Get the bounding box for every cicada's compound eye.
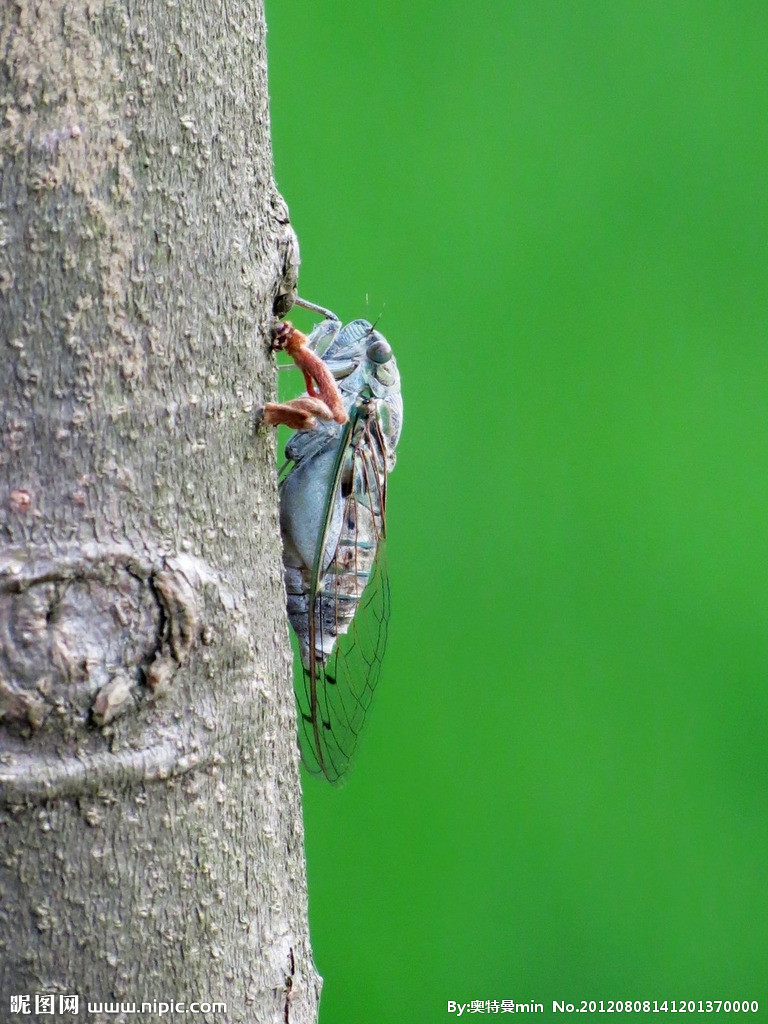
[367,338,393,365]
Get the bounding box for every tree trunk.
[0,1,320,1021]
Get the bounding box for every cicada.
[264,301,403,783]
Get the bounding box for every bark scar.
[284,946,295,1024]
[0,549,202,733]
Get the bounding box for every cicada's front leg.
[263,321,348,429]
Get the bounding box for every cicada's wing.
[295,542,390,784]
[295,410,391,784]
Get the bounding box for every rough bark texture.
[0,1,320,1021]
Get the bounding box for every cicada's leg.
[263,395,337,430]
[292,297,340,325]
[271,321,348,425]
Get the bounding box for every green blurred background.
[266,3,768,1021]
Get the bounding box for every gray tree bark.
[0,1,321,1022]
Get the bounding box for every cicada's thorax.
[278,320,402,670]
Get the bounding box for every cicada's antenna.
[367,305,386,335]
[293,297,341,322]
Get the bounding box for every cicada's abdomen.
[314,469,382,667]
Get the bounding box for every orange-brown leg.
[272,322,348,425]
[263,395,338,430]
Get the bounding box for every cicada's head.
[327,321,399,400]
[350,325,403,455]
[362,330,399,392]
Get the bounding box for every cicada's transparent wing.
[295,540,390,784]
[295,412,391,784]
